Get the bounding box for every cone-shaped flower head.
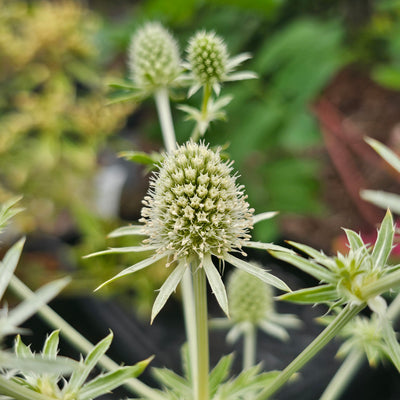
[228,269,273,324]
[187,31,228,88]
[128,22,181,93]
[140,141,254,263]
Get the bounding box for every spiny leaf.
[278,284,338,304]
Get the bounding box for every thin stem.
[181,268,198,384]
[319,350,364,400]
[361,269,400,300]
[255,303,365,400]
[154,88,176,153]
[192,266,209,400]
[191,84,212,142]
[0,374,55,400]
[9,276,164,400]
[243,323,257,370]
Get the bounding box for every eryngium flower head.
[128,22,181,93]
[228,269,273,324]
[187,31,228,87]
[140,141,254,263]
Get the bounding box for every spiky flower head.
[187,31,228,88]
[140,140,254,263]
[184,30,257,96]
[128,22,181,93]
[228,269,273,324]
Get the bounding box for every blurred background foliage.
[1,0,400,315]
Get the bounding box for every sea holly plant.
[87,21,400,400]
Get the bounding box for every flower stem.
[243,323,257,370]
[255,303,365,400]
[0,375,54,400]
[319,350,364,400]
[154,88,176,153]
[191,84,212,142]
[192,265,209,400]
[9,276,164,400]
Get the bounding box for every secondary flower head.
[184,30,257,96]
[88,141,290,322]
[128,22,181,94]
[140,140,253,263]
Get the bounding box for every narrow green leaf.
[0,196,23,233]
[118,151,161,166]
[6,277,70,331]
[269,250,334,284]
[209,354,234,397]
[244,241,295,254]
[0,238,25,299]
[252,212,278,225]
[95,252,166,291]
[372,210,394,268]
[107,225,146,238]
[14,336,33,358]
[78,358,152,400]
[151,260,187,323]
[203,254,229,317]
[286,241,330,263]
[343,229,367,253]
[152,368,190,396]
[83,245,157,258]
[380,315,400,373]
[366,137,400,174]
[361,190,400,214]
[225,253,290,292]
[278,284,338,304]
[42,330,60,359]
[68,332,113,393]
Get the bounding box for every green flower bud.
[140,141,254,262]
[186,30,228,87]
[228,268,273,324]
[128,22,181,92]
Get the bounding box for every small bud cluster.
[128,22,180,91]
[228,268,273,324]
[186,31,228,87]
[140,141,254,262]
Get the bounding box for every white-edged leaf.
[225,253,290,292]
[95,252,167,291]
[0,238,25,299]
[225,71,258,81]
[203,254,229,317]
[0,350,76,374]
[258,320,290,341]
[286,241,330,264]
[243,241,295,254]
[0,196,23,232]
[209,354,234,397]
[343,229,367,252]
[43,330,60,359]
[366,137,400,174]
[252,212,278,225]
[226,52,252,69]
[83,245,157,258]
[278,284,338,304]
[78,358,151,400]
[269,250,334,283]
[151,260,187,323]
[107,225,146,238]
[361,190,400,214]
[380,315,400,373]
[14,335,33,358]
[152,368,191,396]
[5,277,70,333]
[68,332,113,393]
[372,210,394,268]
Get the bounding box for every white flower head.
[184,30,257,97]
[128,22,181,94]
[140,140,253,264]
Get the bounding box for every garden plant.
[0,20,400,400]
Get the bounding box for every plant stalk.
[9,276,164,400]
[192,265,209,400]
[154,88,176,153]
[255,303,365,400]
[243,323,257,370]
[191,83,212,142]
[319,350,364,400]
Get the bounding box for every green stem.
[9,276,164,400]
[192,265,209,400]
[154,88,176,153]
[191,84,212,142]
[243,323,257,370]
[319,350,364,400]
[361,269,400,300]
[0,375,55,400]
[255,303,365,400]
[181,268,198,385]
